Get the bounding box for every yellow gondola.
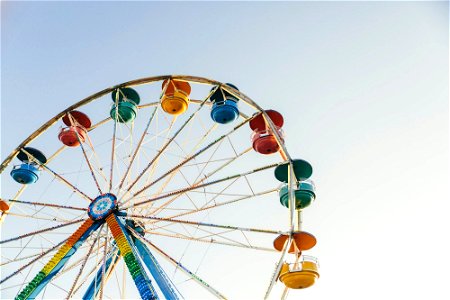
[160,79,191,115]
[279,256,320,289]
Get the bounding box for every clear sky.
[1,1,449,300]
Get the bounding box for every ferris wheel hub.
[87,193,118,220]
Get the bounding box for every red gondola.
[249,110,284,155]
[58,111,92,147]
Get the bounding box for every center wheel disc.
[88,193,118,220]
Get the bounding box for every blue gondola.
[10,147,47,184]
[210,83,240,124]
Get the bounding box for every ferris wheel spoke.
[138,123,220,215]
[81,121,112,182]
[154,224,252,251]
[47,281,70,294]
[117,115,177,203]
[4,198,87,211]
[72,264,99,296]
[1,252,45,267]
[81,247,121,300]
[127,215,284,236]
[147,146,252,217]
[40,116,112,172]
[227,136,255,195]
[4,212,81,223]
[109,92,120,193]
[144,230,276,253]
[144,188,278,228]
[65,112,104,195]
[75,132,104,195]
[188,190,250,197]
[21,196,84,223]
[117,107,158,193]
[128,229,227,300]
[83,131,110,184]
[99,225,110,299]
[71,240,110,297]
[122,162,280,210]
[123,86,218,197]
[11,197,85,222]
[176,125,223,187]
[183,156,236,167]
[189,227,248,247]
[20,148,93,202]
[148,188,278,233]
[146,223,222,246]
[126,115,254,202]
[0,218,85,245]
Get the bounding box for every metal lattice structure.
[0,75,317,299]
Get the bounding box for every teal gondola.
[110,87,140,123]
[279,179,316,209]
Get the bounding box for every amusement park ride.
[0,75,320,299]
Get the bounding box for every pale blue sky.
[1,1,449,299]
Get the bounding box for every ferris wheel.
[0,75,319,299]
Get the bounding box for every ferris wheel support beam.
[105,214,159,300]
[66,223,105,299]
[133,238,180,300]
[129,229,227,300]
[82,248,121,300]
[15,219,101,300]
[0,239,67,286]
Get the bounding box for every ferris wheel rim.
[0,74,299,299]
[0,74,276,174]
